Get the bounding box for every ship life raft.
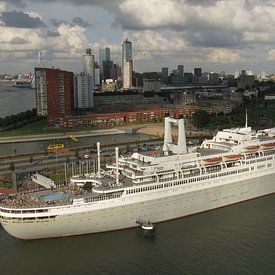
[242,145,260,153]
[222,154,241,162]
[201,157,222,165]
[260,142,275,150]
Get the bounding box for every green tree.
[192,110,210,129]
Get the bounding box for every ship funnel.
[97,142,101,177]
[178,119,187,154]
[163,117,187,155]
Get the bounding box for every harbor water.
[0,84,35,118]
[0,194,274,274]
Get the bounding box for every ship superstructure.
[1,117,275,239]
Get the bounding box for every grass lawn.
[0,120,49,137]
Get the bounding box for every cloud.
[50,17,90,27]
[6,0,26,8]
[0,1,6,12]
[9,37,28,44]
[1,0,275,73]
[50,18,67,27]
[46,30,60,37]
[266,48,275,61]
[72,17,90,27]
[0,10,45,28]
[206,48,242,63]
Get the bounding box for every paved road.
[0,140,163,175]
[0,128,126,144]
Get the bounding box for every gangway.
[31,173,56,189]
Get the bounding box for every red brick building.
[35,68,74,125]
[47,106,198,128]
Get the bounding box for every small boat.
[260,142,275,150]
[201,157,222,166]
[141,222,156,238]
[242,145,260,153]
[136,219,156,238]
[142,223,154,230]
[223,154,241,162]
[47,144,64,150]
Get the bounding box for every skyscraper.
[83,48,95,86]
[122,39,133,90]
[99,47,111,79]
[161,67,169,84]
[178,65,184,77]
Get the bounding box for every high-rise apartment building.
[35,68,74,122]
[83,48,95,86]
[74,72,94,109]
[122,39,133,90]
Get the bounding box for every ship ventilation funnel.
[163,117,187,155]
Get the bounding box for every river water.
[0,194,274,274]
[0,83,35,118]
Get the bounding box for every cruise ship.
[1,117,275,240]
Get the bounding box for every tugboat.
[136,219,156,238]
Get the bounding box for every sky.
[0,0,275,75]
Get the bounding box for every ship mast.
[97,142,101,178]
[245,108,248,128]
[115,147,120,185]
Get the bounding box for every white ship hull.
[2,171,275,240]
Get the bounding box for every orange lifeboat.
[242,145,260,153]
[260,142,275,150]
[201,157,222,165]
[223,154,241,162]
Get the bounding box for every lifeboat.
[242,145,260,153]
[260,142,275,150]
[223,154,241,162]
[201,157,222,165]
[47,144,64,150]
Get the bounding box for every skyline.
[1,0,275,74]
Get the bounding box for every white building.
[95,67,100,86]
[122,39,133,90]
[74,72,94,109]
[83,48,95,86]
